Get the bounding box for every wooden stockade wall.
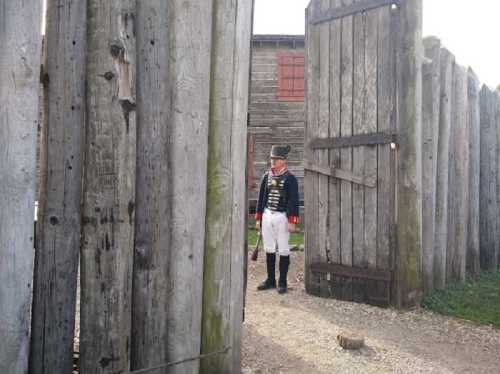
[305,0,500,308]
[0,1,253,374]
[420,38,500,295]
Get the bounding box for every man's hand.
[288,223,296,233]
[256,220,261,231]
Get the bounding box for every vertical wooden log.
[30,1,87,373]
[421,37,441,294]
[166,1,213,373]
[377,5,396,302]
[317,0,331,297]
[351,3,366,303]
[494,92,500,270]
[201,0,253,372]
[81,1,136,372]
[305,0,321,295]
[228,2,253,370]
[479,86,498,271]
[446,64,468,283]
[433,48,454,289]
[394,0,423,307]
[339,0,354,300]
[466,68,481,275]
[0,2,43,373]
[328,0,342,296]
[131,1,171,370]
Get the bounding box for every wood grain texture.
[0,2,43,373]
[317,0,332,296]
[394,0,423,307]
[328,0,343,267]
[131,1,171,371]
[339,0,355,300]
[81,1,136,372]
[376,5,396,282]
[446,64,468,284]
[351,5,366,302]
[479,86,498,271]
[305,0,321,295]
[30,1,86,373]
[420,37,441,294]
[165,1,213,373]
[466,69,480,275]
[433,48,454,289]
[201,0,253,372]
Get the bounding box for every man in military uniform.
[255,145,299,294]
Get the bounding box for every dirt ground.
[242,250,500,374]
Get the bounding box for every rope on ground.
[121,346,231,374]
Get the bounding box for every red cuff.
[288,216,299,224]
[255,212,263,221]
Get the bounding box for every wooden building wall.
[248,35,305,209]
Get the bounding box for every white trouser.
[262,208,290,256]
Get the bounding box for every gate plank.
[328,0,343,272]
[363,8,379,300]
[305,0,321,295]
[352,7,366,303]
[433,48,454,289]
[421,37,441,294]
[30,1,86,373]
[339,0,355,301]
[466,69,480,275]
[318,0,332,297]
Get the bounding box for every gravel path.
[242,251,500,374]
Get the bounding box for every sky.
[253,0,500,88]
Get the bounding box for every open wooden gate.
[304,0,423,308]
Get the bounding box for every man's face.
[270,158,286,168]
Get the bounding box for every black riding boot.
[278,255,290,294]
[257,253,276,290]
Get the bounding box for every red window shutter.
[277,53,305,102]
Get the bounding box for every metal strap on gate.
[310,0,401,25]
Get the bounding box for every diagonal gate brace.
[303,160,376,188]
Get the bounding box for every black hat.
[270,145,291,159]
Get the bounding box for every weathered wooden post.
[131,1,171,370]
[80,1,136,372]
[29,1,87,373]
[0,2,43,373]
[395,0,423,307]
[479,85,498,271]
[421,37,441,294]
[446,64,469,283]
[466,69,481,275]
[433,48,454,289]
[201,0,253,372]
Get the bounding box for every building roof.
[252,34,305,48]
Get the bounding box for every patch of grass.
[422,270,500,328]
